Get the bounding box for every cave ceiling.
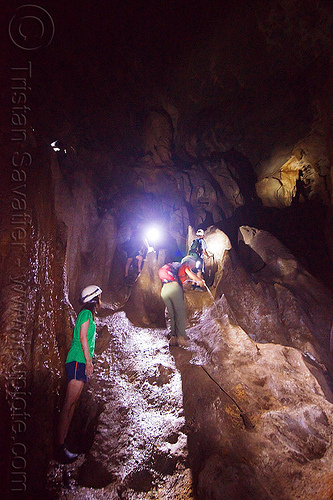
[4,3,333,497]
[2,0,333,289]
[3,0,333,170]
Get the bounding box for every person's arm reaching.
[185,267,205,288]
[79,319,94,376]
[203,248,211,258]
[202,239,213,258]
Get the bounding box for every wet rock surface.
[1,140,333,499]
[47,311,193,499]
[46,298,333,499]
[3,2,333,498]
[44,226,333,500]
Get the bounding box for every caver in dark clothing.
[123,232,148,277]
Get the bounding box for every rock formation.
[2,1,333,498]
[2,141,333,498]
[43,225,333,500]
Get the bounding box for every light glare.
[146,226,161,245]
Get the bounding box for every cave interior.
[2,0,333,499]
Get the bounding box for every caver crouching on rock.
[55,285,102,464]
[123,228,148,281]
[159,256,205,347]
[189,228,213,281]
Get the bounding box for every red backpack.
[158,262,181,283]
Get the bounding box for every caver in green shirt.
[66,309,96,364]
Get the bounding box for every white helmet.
[196,229,204,236]
[80,285,102,303]
[181,255,196,266]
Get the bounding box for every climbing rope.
[200,365,254,430]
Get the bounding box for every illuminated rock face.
[52,157,118,308]
[2,2,333,496]
[0,145,73,495]
[181,299,333,500]
[178,228,333,500]
[124,250,166,327]
[255,130,331,208]
[1,136,333,499]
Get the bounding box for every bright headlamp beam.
[146,226,161,245]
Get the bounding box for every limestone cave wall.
[2,133,333,498]
[0,143,71,495]
[2,0,333,498]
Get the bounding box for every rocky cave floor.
[46,301,199,499]
[42,211,333,500]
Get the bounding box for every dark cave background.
[2,0,333,288]
[3,1,333,498]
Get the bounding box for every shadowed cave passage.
[44,242,333,500]
[3,0,333,497]
[46,311,191,497]
[55,138,333,297]
[2,140,333,499]
[2,142,333,499]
